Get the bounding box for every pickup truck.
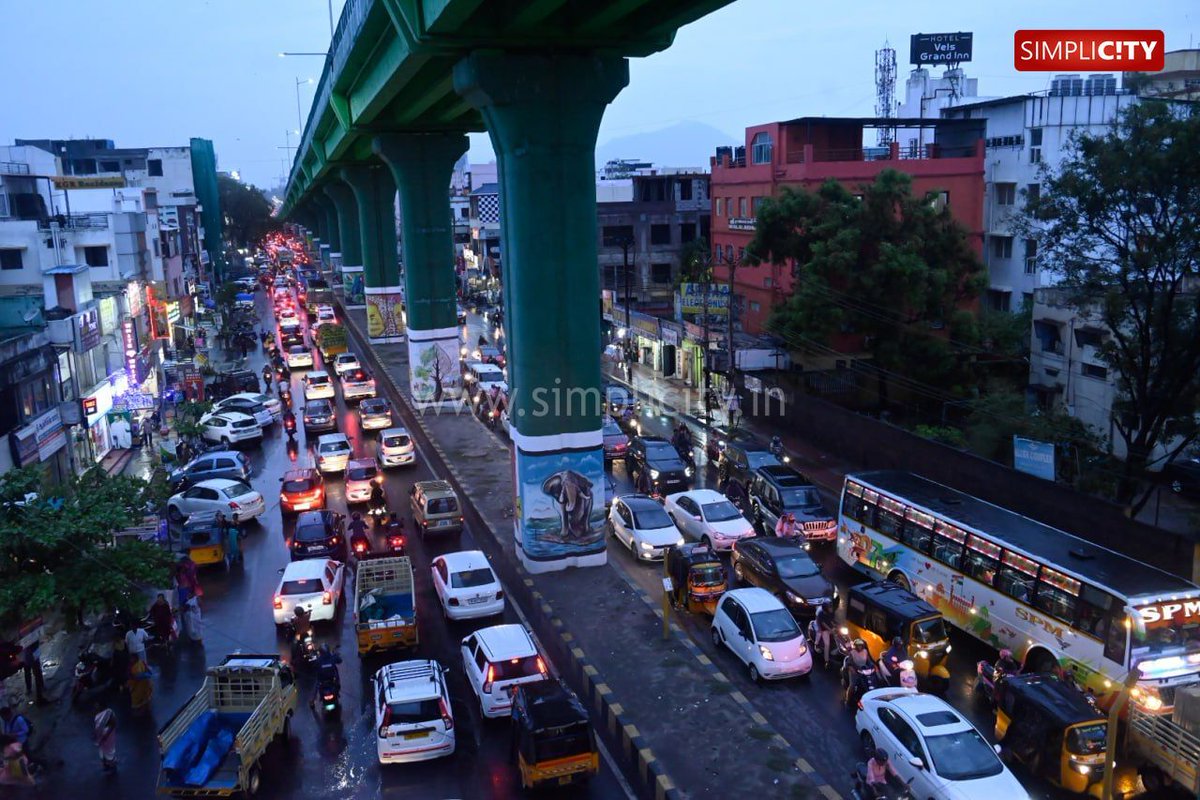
[315,323,348,360]
[355,555,418,655]
[1125,703,1200,795]
[157,655,297,797]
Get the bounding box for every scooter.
[284,416,297,442]
[385,521,406,554]
[287,627,319,668]
[72,646,114,702]
[315,665,341,717]
[806,622,852,670]
[844,662,884,709]
[850,763,915,800]
[974,659,1016,706]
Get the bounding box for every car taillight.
[439,697,454,730]
[482,664,495,693]
[273,596,282,609]
[536,656,547,675]
[322,591,333,605]
[495,590,504,600]
[448,597,459,607]
[330,536,339,544]
[229,501,241,510]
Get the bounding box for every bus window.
[1103,612,1128,665]
[930,522,966,569]
[841,483,866,522]
[902,509,934,554]
[996,550,1039,604]
[1076,584,1116,640]
[861,489,880,529]
[1035,567,1081,623]
[963,535,1001,586]
[876,496,906,538]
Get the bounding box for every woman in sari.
[128,657,153,714]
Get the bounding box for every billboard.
[1013,436,1055,481]
[679,283,730,315]
[910,32,974,65]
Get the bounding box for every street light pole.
[293,77,313,133]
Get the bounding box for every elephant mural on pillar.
[513,443,607,573]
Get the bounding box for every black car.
[1162,455,1200,498]
[604,384,640,417]
[719,441,781,492]
[169,450,252,491]
[209,369,261,400]
[289,509,346,561]
[281,329,305,348]
[303,400,337,433]
[625,435,691,494]
[730,537,836,618]
[746,465,837,542]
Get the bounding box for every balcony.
[37,213,110,231]
[0,161,31,176]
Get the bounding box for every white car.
[271,558,345,625]
[711,588,813,682]
[199,412,263,445]
[304,371,335,400]
[432,550,505,621]
[315,433,352,474]
[234,277,257,291]
[314,306,336,327]
[340,369,376,401]
[856,689,1029,800]
[378,427,415,467]
[664,489,755,551]
[344,458,381,504]
[461,625,548,718]
[609,495,683,561]
[373,661,456,764]
[212,395,275,427]
[216,392,282,423]
[332,352,361,376]
[286,345,314,368]
[277,307,299,325]
[167,478,266,523]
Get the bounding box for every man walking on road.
[19,640,45,705]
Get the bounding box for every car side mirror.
[908,756,924,770]
[278,477,284,482]
[992,744,1001,755]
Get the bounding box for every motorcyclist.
[290,606,312,644]
[879,636,908,685]
[993,648,1021,687]
[813,603,836,668]
[278,361,292,384]
[310,644,343,708]
[864,748,902,799]
[769,434,784,457]
[385,513,406,551]
[368,480,386,519]
[262,364,273,388]
[844,639,874,704]
[348,512,370,554]
[282,408,297,436]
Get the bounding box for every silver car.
[358,398,393,430]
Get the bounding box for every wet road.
[41,292,629,800]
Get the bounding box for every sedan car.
[214,393,280,425]
[315,434,353,474]
[431,550,505,621]
[167,478,266,523]
[856,689,1028,800]
[302,400,337,433]
[341,369,376,401]
[378,427,415,467]
[332,352,361,376]
[289,509,346,561]
[345,458,382,505]
[602,416,630,462]
[279,468,325,515]
[711,588,812,682]
[664,489,755,551]
[609,495,684,561]
[199,412,263,446]
[277,307,299,325]
[304,371,335,401]
[358,397,393,430]
[731,537,836,618]
[272,558,346,625]
[286,345,314,369]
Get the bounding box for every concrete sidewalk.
[335,297,835,800]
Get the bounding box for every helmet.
[854,639,867,651]
[352,512,361,520]
[999,648,1013,659]
[875,748,888,763]
[892,636,903,648]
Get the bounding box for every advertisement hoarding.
[910,32,974,65]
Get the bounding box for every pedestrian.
[225,514,242,566]
[19,640,45,705]
[124,623,148,664]
[0,708,30,750]
[182,596,203,645]
[1,736,34,787]
[175,555,199,607]
[142,419,154,449]
[127,658,153,714]
[109,640,130,694]
[92,703,117,772]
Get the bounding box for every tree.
[218,175,278,247]
[747,170,986,405]
[0,466,175,627]
[675,237,712,287]
[1028,102,1200,513]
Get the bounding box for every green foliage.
[218,175,278,247]
[0,466,175,626]
[676,238,712,287]
[912,425,967,448]
[1027,102,1200,512]
[215,282,239,314]
[172,400,212,440]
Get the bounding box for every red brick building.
[710,117,986,335]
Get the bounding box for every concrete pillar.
[341,162,403,342]
[324,181,360,286]
[374,133,469,407]
[314,193,340,271]
[455,52,629,573]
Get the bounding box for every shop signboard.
[127,281,144,318]
[98,296,118,335]
[83,382,114,426]
[679,283,730,315]
[1013,436,1055,481]
[728,218,756,232]
[11,408,66,466]
[112,391,156,412]
[165,300,181,325]
[660,323,681,346]
[630,314,660,339]
[122,319,139,385]
[75,308,101,352]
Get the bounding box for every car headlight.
[758,645,774,661]
[786,591,803,604]
[675,538,685,547]
[833,587,839,599]
[685,466,694,477]
[1069,760,1091,775]
[650,469,660,480]
[798,643,807,655]
[639,542,653,551]
[946,644,952,653]
[917,650,929,659]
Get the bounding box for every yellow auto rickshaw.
[665,542,727,615]
[511,679,599,789]
[995,672,1108,796]
[180,511,226,568]
[844,580,951,692]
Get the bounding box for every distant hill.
[595,120,734,171]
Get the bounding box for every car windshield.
[923,729,1003,781]
[305,403,329,415]
[645,443,678,460]
[289,346,306,355]
[746,452,780,469]
[280,578,322,595]
[427,497,458,514]
[319,442,349,454]
[781,487,822,508]
[775,554,821,579]
[912,616,948,644]
[492,655,542,681]
[383,434,410,448]
[702,501,742,522]
[294,522,331,542]
[282,479,315,493]
[602,420,623,436]
[632,506,673,530]
[364,401,388,414]
[751,609,801,642]
[450,568,496,589]
[690,564,725,587]
[1067,723,1107,755]
[308,375,329,386]
[347,465,377,481]
[220,483,253,499]
[385,698,441,725]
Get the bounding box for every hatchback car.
[609,495,684,561]
[302,399,337,433]
[373,660,456,764]
[731,537,836,617]
[315,433,352,474]
[624,436,691,494]
[711,588,812,682]
[279,468,325,515]
[432,550,505,621]
[332,352,361,376]
[169,450,250,491]
[213,393,279,426]
[602,416,630,462]
[272,558,345,625]
[341,368,376,401]
[411,480,463,537]
[167,478,266,523]
[359,397,393,430]
[378,427,415,467]
[304,371,335,400]
[856,688,1028,800]
[664,489,755,551]
[461,624,549,719]
[286,344,314,369]
[344,458,382,505]
[289,509,346,561]
[199,412,263,446]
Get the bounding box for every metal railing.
[37,213,110,230]
[0,161,31,175]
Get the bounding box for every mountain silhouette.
[595,120,735,171]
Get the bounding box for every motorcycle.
[850,763,914,800]
[316,665,341,717]
[974,659,1018,706]
[72,646,114,702]
[284,416,297,442]
[286,625,319,668]
[806,622,852,670]
[844,662,884,709]
[351,533,371,559]
[487,408,499,430]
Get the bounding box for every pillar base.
[327,252,341,276]
[341,265,365,308]
[510,429,608,573]
[366,285,406,344]
[406,326,461,406]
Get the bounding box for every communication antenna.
[875,41,897,146]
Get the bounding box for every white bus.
[837,470,1200,711]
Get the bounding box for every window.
[715,198,724,217]
[751,132,773,164]
[1074,328,1104,348]
[1024,239,1038,274]
[902,509,935,554]
[1029,128,1043,164]
[680,224,696,243]
[878,708,924,759]
[752,196,766,215]
[651,263,672,284]
[929,191,949,213]
[930,522,966,569]
[994,183,1016,206]
[679,179,693,200]
[147,159,163,177]
[990,236,1013,260]
[0,249,22,270]
[738,198,748,217]
[1025,183,1041,206]
[84,246,109,267]
[725,245,734,263]
[1076,584,1116,640]
[749,301,761,312]
[100,160,119,172]
[1035,567,1080,623]
[1081,363,1108,380]
[650,224,671,246]
[963,535,1002,586]
[996,550,1039,603]
[601,225,633,245]
[875,496,906,538]
[841,482,866,521]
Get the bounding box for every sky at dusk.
[1,1,1194,189]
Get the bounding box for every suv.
[746,465,836,541]
[625,435,691,494]
[719,441,781,491]
[199,412,263,446]
[208,369,260,400]
[340,368,376,401]
[279,468,325,515]
[410,480,463,538]
[460,624,549,718]
[373,660,456,764]
[169,450,250,491]
[289,509,346,561]
[463,362,507,406]
[730,537,836,618]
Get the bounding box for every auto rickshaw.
[665,543,727,615]
[994,673,1108,796]
[510,678,599,789]
[179,511,227,569]
[843,580,951,692]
